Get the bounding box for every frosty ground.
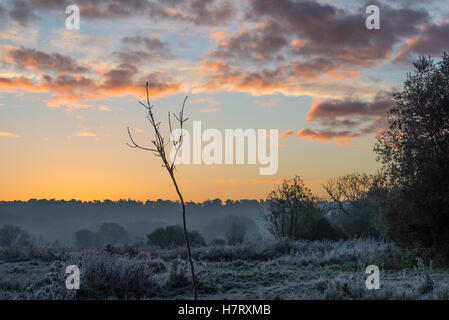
[1,239,449,300]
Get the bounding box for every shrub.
[97,223,129,245]
[0,246,65,263]
[302,218,347,241]
[265,176,323,240]
[69,249,158,299]
[74,229,97,248]
[202,215,260,242]
[211,239,226,246]
[25,260,76,300]
[0,225,33,248]
[323,173,384,238]
[166,258,190,289]
[225,222,246,245]
[147,225,206,248]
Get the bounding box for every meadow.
[1,239,448,300]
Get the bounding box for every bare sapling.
[127,82,198,299]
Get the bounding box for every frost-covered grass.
[0,239,448,300]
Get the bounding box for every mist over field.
[0,199,267,245]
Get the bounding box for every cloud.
[0,131,21,138]
[0,76,46,93]
[279,129,295,140]
[297,128,361,145]
[100,64,182,99]
[196,57,363,97]
[394,22,449,62]
[245,0,429,66]
[76,132,96,137]
[192,97,220,106]
[2,46,90,73]
[196,60,298,96]
[0,45,183,108]
[249,178,294,185]
[200,108,221,113]
[254,97,282,107]
[9,0,149,21]
[65,103,95,112]
[147,0,236,26]
[100,63,138,92]
[297,92,394,145]
[98,105,111,111]
[210,32,226,41]
[117,35,174,64]
[39,74,100,107]
[307,93,393,122]
[0,24,39,47]
[209,22,288,62]
[194,1,432,99]
[215,178,239,184]
[0,70,181,108]
[136,71,183,97]
[290,58,346,79]
[9,0,39,25]
[0,1,442,111]
[13,0,236,26]
[41,74,96,92]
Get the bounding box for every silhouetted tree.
[127,82,198,299]
[323,173,384,238]
[147,225,206,248]
[374,54,449,253]
[265,176,323,240]
[75,229,97,248]
[202,215,260,242]
[0,224,32,248]
[97,223,129,245]
[225,222,246,245]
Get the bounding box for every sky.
[0,0,448,202]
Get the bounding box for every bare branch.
[126,126,157,152]
[126,82,197,300]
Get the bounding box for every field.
[1,239,449,300]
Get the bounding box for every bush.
[69,249,158,299]
[302,218,347,241]
[147,225,206,248]
[211,239,226,246]
[166,258,190,289]
[0,225,33,248]
[323,173,383,238]
[97,223,129,245]
[74,229,97,248]
[202,215,261,242]
[225,222,246,245]
[265,176,324,240]
[25,260,77,300]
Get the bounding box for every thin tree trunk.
[169,171,198,300]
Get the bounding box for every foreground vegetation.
[1,239,449,300]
